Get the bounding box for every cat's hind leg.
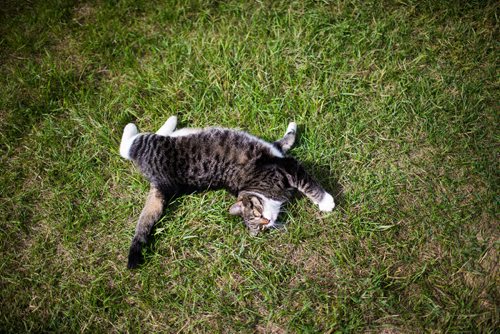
[156,116,178,136]
[128,185,165,269]
[273,122,297,153]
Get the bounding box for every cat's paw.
[156,116,177,136]
[123,123,139,138]
[120,123,139,160]
[286,122,297,134]
[318,193,335,212]
[127,239,144,269]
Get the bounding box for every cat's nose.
[259,218,270,226]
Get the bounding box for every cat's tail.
[120,123,139,160]
[128,186,165,269]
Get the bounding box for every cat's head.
[229,194,272,236]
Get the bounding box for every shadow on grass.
[294,123,344,208]
[301,159,344,208]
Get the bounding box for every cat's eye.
[253,208,261,217]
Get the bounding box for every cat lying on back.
[120,116,335,268]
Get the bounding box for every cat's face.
[229,194,270,236]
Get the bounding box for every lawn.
[0,0,498,332]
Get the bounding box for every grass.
[0,0,498,332]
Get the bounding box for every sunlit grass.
[0,0,497,332]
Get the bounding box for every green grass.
[0,0,498,332]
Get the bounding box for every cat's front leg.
[284,159,335,212]
[317,192,335,212]
[128,185,165,269]
[297,181,335,212]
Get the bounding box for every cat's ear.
[229,201,243,216]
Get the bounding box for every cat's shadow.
[300,159,344,207]
[271,159,343,235]
[288,124,344,208]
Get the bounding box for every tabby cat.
[120,116,335,268]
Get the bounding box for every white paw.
[156,116,177,136]
[123,123,138,138]
[120,123,139,159]
[286,122,297,134]
[318,193,335,212]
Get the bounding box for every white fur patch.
[286,122,297,134]
[169,128,203,137]
[245,192,283,227]
[318,192,335,212]
[262,196,282,225]
[156,116,177,136]
[120,123,140,160]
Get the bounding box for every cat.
[120,116,335,268]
